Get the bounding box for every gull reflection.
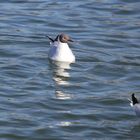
[57,121,72,127]
[51,60,71,77]
[50,60,72,85]
[55,90,73,100]
[49,60,74,100]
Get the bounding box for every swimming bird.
[47,33,75,63]
[129,93,140,117]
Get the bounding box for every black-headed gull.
[130,93,140,117]
[47,33,75,63]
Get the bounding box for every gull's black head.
[132,93,139,105]
[55,33,73,43]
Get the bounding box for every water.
[0,0,140,139]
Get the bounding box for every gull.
[47,33,75,63]
[129,93,140,117]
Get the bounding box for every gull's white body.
[48,41,75,63]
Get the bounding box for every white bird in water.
[47,33,75,63]
[129,93,140,117]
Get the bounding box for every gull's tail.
[46,35,54,42]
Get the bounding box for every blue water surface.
[0,0,140,139]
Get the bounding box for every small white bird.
[130,93,140,117]
[47,33,75,63]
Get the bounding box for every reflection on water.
[57,121,72,127]
[55,90,73,100]
[50,60,71,77]
[53,77,70,86]
[50,60,73,128]
[49,60,73,100]
[50,60,72,83]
